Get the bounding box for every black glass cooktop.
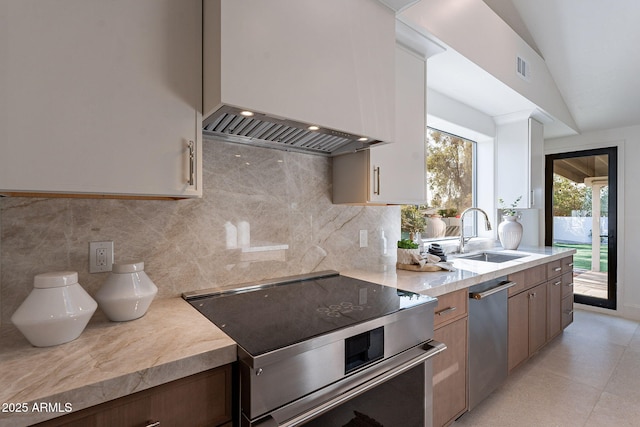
[186,273,433,357]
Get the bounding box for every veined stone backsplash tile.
[0,139,400,323]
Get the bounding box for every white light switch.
[359,230,368,248]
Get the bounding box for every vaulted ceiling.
[482,0,640,136]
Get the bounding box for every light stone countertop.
[0,246,576,426]
[0,298,236,427]
[343,246,577,298]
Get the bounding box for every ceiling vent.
[516,55,531,82]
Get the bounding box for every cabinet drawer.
[434,289,468,328]
[562,256,574,271]
[547,256,574,279]
[562,272,574,298]
[508,264,546,296]
[547,260,563,278]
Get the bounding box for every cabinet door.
[34,365,232,427]
[508,291,529,372]
[368,45,426,204]
[433,317,467,427]
[528,283,547,355]
[562,295,574,329]
[1,0,202,198]
[495,117,543,209]
[547,278,563,340]
[332,44,426,205]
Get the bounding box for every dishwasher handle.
[470,281,516,300]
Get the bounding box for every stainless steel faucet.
[459,207,492,253]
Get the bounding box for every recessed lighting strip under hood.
[203,105,385,157]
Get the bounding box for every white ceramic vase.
[498,215,523,250]
[95,262,158,322]
[426,216,447,238]
[11,271,97,347]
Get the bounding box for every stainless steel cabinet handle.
[187,140,195,186]
[470,281,516,300]
[145,422,160,427]
[554,281,561,286]
[528,292,537,299]
[554,267,562,272]
[436,306,457,316]
[568,263,574,267]
[373,166,381,195]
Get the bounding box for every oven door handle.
[264,340,446,427]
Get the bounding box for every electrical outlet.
[89,241,114,273]
[359,230,368,248]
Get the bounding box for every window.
[401,128,476,241]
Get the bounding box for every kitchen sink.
[455,252,527,263]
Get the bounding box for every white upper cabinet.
[495,116,544,209]
[333,44,427,205]
[203,0,396,147]
[0,0,202,198]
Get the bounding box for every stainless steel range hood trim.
[203,105,388,157]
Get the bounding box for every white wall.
[401,0,577,135]
[546,125,634,319]
[426,89,497,240]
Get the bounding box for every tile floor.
[453,309,640,427]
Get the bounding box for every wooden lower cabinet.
[433,317,468,427]
[432,289,468,427]
[508,283,547,372]
[508,290,529,372]
[547,277,563,340]
[562,271,575,328]
[528,282,547,355]
[35,365,233,427]
[508,255,574,373]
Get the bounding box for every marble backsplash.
[0,138,400,324]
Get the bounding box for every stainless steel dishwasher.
[468,277,516,410]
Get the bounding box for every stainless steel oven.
[184,271,445,427]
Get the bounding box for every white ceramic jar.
[498,215,524,250]
[11,271,97,347]
[95,261,158,322]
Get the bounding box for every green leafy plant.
[437,208,458,218]
[401,205,426,233]
[397,239,419,249]
[498,196,522,216]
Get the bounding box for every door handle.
[435,306,457,316]
[373,166,381,195]
[470,281,516,300]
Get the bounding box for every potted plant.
[497,196,523,249]
[400,205,426,242]
[397,239,420,265]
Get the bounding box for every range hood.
[203,0,396,157]
[203,106,385,157]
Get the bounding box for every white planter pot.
[397,248,420,265]
[498,216,523,250]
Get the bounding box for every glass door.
[545,148,617,309]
